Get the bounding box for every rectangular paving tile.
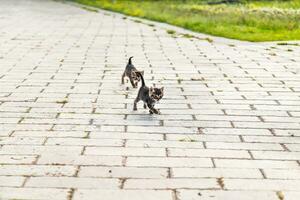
[177,190,277,200]
[0,187,70,200]
[73,189,173,200]
[124,178,219,189]
[127,157,213,167]
[79,166,168,178]
[1,0,300,198]
[26,177,120,189]
[172,168,262,178]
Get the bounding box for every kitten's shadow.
[128,110,159,120]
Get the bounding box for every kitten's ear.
[161,87,164,92]
[149,87,154,94]
[140,71,144,75]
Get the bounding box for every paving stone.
[1,0,300,198]
[164,120,232,128]
[225,109,289,117]
[127,157,213,167]
[38,154,123,166]
[172,168,262,178]
[126,139,204,148]
[283,192,300,200]
[127,126,198,134]
[167,134,241,142]
[273,130,300,137]
[73,189,173,200]
[206,142,283,151]
[251,151,300,161]
[0,187,70,200]
[46,138,123,147]
[234,122,300,129]
[225,179,300,191]
[26,177,120,189]
[195,115,260,122]
[0,176,25,187]
[0,145,83,155]
[0,137,45,145]
[124,178,219,189]
[177,190,276,200]
[243,135,300,144]
[12,131,87,138]
[201,128,272,136]
[89,132,163,140]
[85,147,165,157]
[286,144,300,151]
[215,159,299,169]
[168,148,251,159]
[264,169,300,179]
[0,124,53,131]
[0,155,37,164]
[79,166,168,178]
[0,131,12,137]
[0,165,76,176]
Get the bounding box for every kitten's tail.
[128,56,133,65]
[136,71,145,87]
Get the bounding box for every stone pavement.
[0,0,300,199]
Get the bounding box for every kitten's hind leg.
[121,72,125,84]
[133,97,140,111]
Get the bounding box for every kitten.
[121,57,144,88]
[133,71,164,114]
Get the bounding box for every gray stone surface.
[0,0,300,199]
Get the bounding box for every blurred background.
[69,0,300,41]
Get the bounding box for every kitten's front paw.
[154,109,161,115]
[150,109,160,115]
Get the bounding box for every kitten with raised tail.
[133,71,164,114]
[121,56,144,88]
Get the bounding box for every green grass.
[81,6,98,12]
[70,0,300,41]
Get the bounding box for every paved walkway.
[0,0,300,199]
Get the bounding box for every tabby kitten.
[133,72,164,114]
[121,57,144,88]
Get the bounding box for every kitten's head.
[149,86,164,101]
[131,70,144,86]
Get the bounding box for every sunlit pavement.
[0,0,300,199]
